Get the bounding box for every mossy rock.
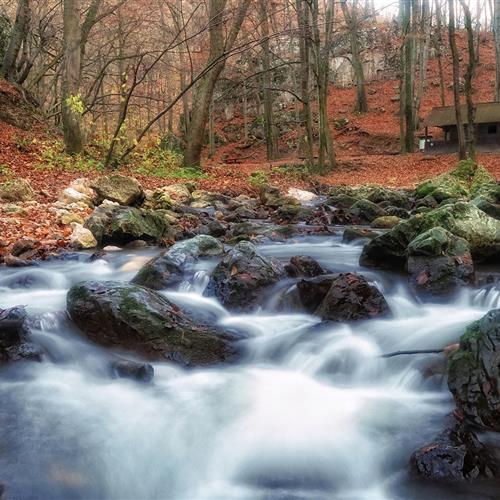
[349,199,386,223]
[0,179,34,202]
[360,201,500,268]
[84,206,170,245]
[448,309,500,430]
[371,216,401,229]
[67,281,242,366]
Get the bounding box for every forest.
[0,1,500,500]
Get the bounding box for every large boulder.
[407,227,474,296]
[91,175,143,205]
[360,202,500,269]
[447,309,500,431]
[132,235,224,290]
[0,178,34,202]
[410,423,497,481]
[204,241,285,311]
[67,281,241,366]
[84,205,170,245]
[296,273,389,321]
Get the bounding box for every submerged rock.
[296,273,389,321]
[84,205,170,245]
[110,359,154,383]
[410,423,497,481]
[0,306,43,363]
[285,255,324,278]
[448,309,500,430]
[204,241,285,311]
[91,175,143,206]
[407,227,474,296]
[132,235,224,290]
[67,281,241,366]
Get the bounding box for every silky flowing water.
[1,233,499,500]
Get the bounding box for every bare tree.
[183,0,250,168]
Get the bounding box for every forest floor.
[1,31,500,253]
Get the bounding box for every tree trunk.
[259,0,278,160]
[62,0,84,154]
[459,0,477,160]
[341,0,368,113]
[183,0,249,168]
[448,0,467,159]
[414,0,431,126]
[401,0,415,152]
[435,0,446,106]
[494,0,500,100]
[311,0,335,172]
[296,0,314,169]
[0,0,30,81]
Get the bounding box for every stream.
[1,232,500,500]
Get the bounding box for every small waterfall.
[0,234,497,500]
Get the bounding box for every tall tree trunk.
[401,0,415,152]
[341,0,368,113]
[311,0,335,172]
[183,0,249,168]
[296,0,314,169]
[414,0,431,126]
[448,0,467,159]
[62,0,84,154]
[494,0,500,100]
[435,0,446,106]
[259,0,277,160]
[0,0,30,81]
[459,0,477,159]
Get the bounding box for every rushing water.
[0,233,499,500]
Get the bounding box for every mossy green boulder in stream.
[360,202,500,269]
[447,309,500,431]
[416,160,497,203]
[67,281,242,366]
[133,235,224,290]
[407,227,474,296]
[84,205,171,245]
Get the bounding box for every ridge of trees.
[0,0,496,169]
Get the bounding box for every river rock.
[70,224,98,249]
[285,255,324,278]
[67,281,241,366]
[0,178,34,202]
[371,215,400,229]
[410,423,497,481]
[110,359,154,383]
[348,199,386,223]
[342,227,378,243]
[84,205,170,245]
[360,202,500,269]
[204,241,285,311]
[0,306,42,363]
[58,187,94,207]
[313,273,388,321]
[91,175,143,206]
[11,238,38,257]
[448,309,500,430]
[132,235,224,289]
[407,227,474,295]
[287,188,318,204]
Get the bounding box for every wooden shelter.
[423,102,500,152]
